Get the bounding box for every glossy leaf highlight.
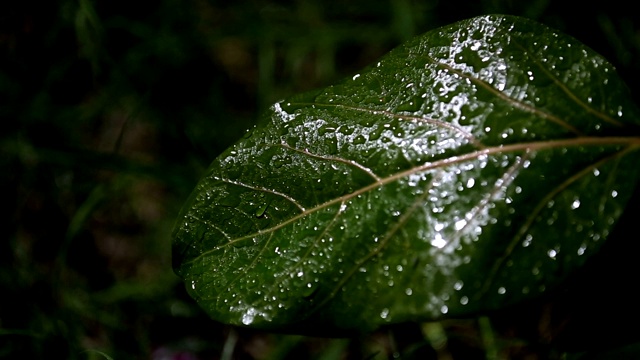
[173,15,640,334]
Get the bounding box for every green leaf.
[172,15,640,335]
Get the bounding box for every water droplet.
[353,135,366,145]
[326,136,338,154]
[466,178,475,188]
[405,288,413,296]
[548,249,557,259]
[454,219,467,230]
[497,287,506,294]
[242,307,258,325]
[611,190,618,198]
[571,199,580,210]
[431,234,446,249]
[460,296,469,305]
[577,243,587,256]
[440,305,449,314]
[522,234,532,247]
[454,281,464,291]
[380,308,389,319]
[255,201,270,218]
[368,125,385,140]
[191,281,196,290]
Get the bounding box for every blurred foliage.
[1,0,639,359]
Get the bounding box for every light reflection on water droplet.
[466,178,475,188]
[440,305,448,314]
[548,249,557,259]
[611,190,618,198]
[242,307,258,325]
[405,288,413,296]
[431,234,446,248]
[380,308,389,319]
[498,287,506,294]
[577,244,587,255]
[454,281,464,291]
[571,199,581,210]
[522,234,532,247]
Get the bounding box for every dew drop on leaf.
[405,288,413,296]
[380,308,390,319]
[172,14,640,334]
[571,199,581,210]
[454,281,464,291]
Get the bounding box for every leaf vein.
[480,144,639,297]
[187,137,640,264]
[217,176,306,212]
[513,41,624,127]
[431,57,583,135]
[278,142,382,182]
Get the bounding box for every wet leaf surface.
[172,15,640,334]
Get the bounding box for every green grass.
[2,0,639,358]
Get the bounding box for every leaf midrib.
[184,136,640,265]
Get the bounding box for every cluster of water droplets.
[171,14,640,333]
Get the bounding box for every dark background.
[2,0,639,359]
